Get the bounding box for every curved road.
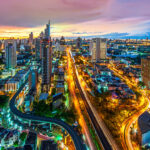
[108,64,149,150]
[9,80,86,150]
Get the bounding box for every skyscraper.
[91,38,107,62]
[35,38,41,60]
[45,20,50,39]
[76,37,82,49]
[29,70,38,91]
[39,32,44,59]
[60,36,65,45]
[29,32,33,45]
[5,40,17,69]
[41,21,52,93]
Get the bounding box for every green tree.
[138,81,145,89]
[33,100,51,117]
[62,95,66,102]
[51,88,56,96]
[0,95,9,108]
[13,140,19,147]
[20,132,27,142]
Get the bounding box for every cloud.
[72,32,102,35]
[0,0,111,27]
[0,0,150,38]
[102,32,129,37]
[103,0,150,22]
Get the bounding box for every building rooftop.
[25,132,37,145]
[138,111,150,134]
[41,140,57,150]
[39,93,49,101]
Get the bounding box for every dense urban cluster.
[0,21,150,150]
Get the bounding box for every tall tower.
[35,38,41,60]
[39,31,44,59]
[29,32,33,45]
[41,21,52,93]
[91,38,107,63]
[45,20,50,39]
[5,40,17,69]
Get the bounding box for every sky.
[0,0,150,38]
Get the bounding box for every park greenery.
[137,81,145,89]
[20,132,27,142]
[13,140,19,147]
[0,95,9,108]
[84,74,139,148]
[13,132,27,148]
[51,88,56,96]
[0,57,3,65]
[33,99,77,125]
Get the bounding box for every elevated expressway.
[9,80,86,150]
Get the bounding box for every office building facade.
[41,21,52,92]
[91,38,107,62]
[5,40,17,69]
[141,58,150,89]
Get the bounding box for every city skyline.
[1,1,150,150]
[0,0,150,38]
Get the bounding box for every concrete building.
[41,38,52,93]
[60,36,65,45]
[24,95,34,112]
[3,130,19,147]
[45,20,50,38]
[5,40,17,69]
[41,140,57,150]
[55,42,65,52]
[29,32,33,46]
[28,70,38,91]
[35,38,41,60]
[141,58,150,89]
[138,111,150,148]
[52,93,63,110]
[76,37,82,49]
[25,132,37,150]
[41,21,52,93]
[91,38,107,62]
[4,69,30,92]
[39,93,49,101]
[39,32,44,59]
[0,128,19,148]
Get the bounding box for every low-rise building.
[56,82,64,94]
[141,58,150,89]
[41,140,57,150]
[25,132,37,150]
[0,128,19,148]
[138,111,150,148]
[52,93,63,109]
[4,69,30,92]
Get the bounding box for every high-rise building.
[41,21,52,93]
[29,32,33,45]
[76,37,82,49]
[60,36,65,45]
[5,40,17,69]
[40,31,44,39]
[29,70,38,91]
[39,32,44,59]
[91,38,107,62]
[141,58,150,89]
[45,20,50,39]
[35,38,41,60]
